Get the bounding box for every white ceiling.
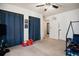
[9,3,79,17]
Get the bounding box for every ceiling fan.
[36,3,61,11]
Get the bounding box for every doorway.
[47,23,49,37]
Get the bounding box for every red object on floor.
[26,39,33,46]
[21,42,26,47]
[21,39,33,47]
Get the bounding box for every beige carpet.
[5,39,65,56]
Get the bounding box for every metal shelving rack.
[66,21,79,55]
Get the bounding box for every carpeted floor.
[5,38,65,56]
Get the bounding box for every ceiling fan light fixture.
[44,8,47,11]
[36,3,60,12]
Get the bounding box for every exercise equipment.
[66,21,79,56]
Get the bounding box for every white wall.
[0,3,44,41]
[47,9,79,41]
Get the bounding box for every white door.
[49,19,59,40]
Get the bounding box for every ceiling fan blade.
[52,5,59,9]
[36,4,44,7]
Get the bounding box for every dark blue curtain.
[0,10,5,24]
[14,14,24,45]
[5,12,15,46]
[29,17,34,40]
[34,18,40,40]
[0,10,24,47]
[29,16,40,41]
[19,15,24,43]
[0,10,6,46]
